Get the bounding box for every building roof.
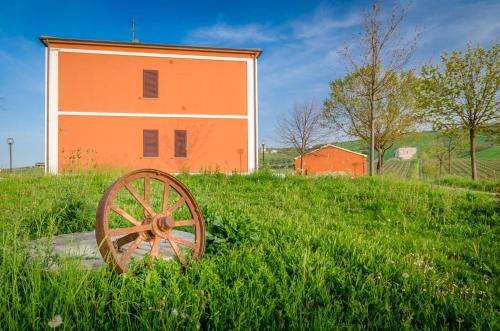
[294,144,368,159]
[38,36,263,58]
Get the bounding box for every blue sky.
[0,0,499,167]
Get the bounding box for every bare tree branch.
[277,101,328,174]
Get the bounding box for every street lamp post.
[261,140,265,167]
[6,137,14,171]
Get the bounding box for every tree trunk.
[376,147,383,174]
[369,114,375,176]
[438,159,442,177]
[448,150,452,175]
[469,128,477,180]
[300,155,304,176]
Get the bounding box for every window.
[174,130,187,157]
[143,70,158,98]
[143,130,159,157]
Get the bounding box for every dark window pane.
[143,130,159,157]
[174,130,187,157]
[143,70,158,98]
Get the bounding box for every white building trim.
[58,111,248,119]
[254,58,259,171]
[44,48,48,173]
[246,59,256,173]
[48,49,59,174]
[57,48,250,62]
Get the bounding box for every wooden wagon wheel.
[95,169,205,273]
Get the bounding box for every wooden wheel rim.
[95,169,205,273]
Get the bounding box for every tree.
[338,0,418,175]
[428,143,447,177]
[430,129,466,176]
[323,68,421,174]
[417,41,500,180]
[277,101,326,174]
[441,129,465,175]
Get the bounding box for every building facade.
[294,144,367,176]
[394,147,417,160]
[40,36,261,174]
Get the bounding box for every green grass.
[0,171,498,329]
[476,146,500,160]
[382,158,500,181]
[381,159,419,179]
[433,176,499,193]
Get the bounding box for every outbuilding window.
[143,130,159,157]
[143,70,158,98]
[174,130,187,157]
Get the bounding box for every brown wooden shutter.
[174,130,187,157]
[143,70,158,98]
[143,130,159,157]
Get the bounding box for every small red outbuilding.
[295,144,367,176]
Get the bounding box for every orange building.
[40,36,261,174]
[295,144,367,176]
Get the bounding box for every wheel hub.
[151,214,175,237]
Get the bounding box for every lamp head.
[6,137,14,145]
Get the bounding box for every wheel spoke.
[144,176,150,203]
[110,205,141,226]
[169,234,195,250]
[144,176,150,218]
[108,223,151,237]
[166,235,185,264]
[162,183,170,214]
[114,233,138,250]
[125,182,155,217]
[169,197,185,213]
[174,219,196,227]
[151,236,160,258]
[121,236,143,265]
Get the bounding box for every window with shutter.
[143,130,159,157]
[174,130,187,157]
[143,70,158,98]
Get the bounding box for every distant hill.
[334,131,499,161]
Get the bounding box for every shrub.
[203,207,262,253]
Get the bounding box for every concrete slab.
[31,230,195,270]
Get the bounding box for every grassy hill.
[475,145,500,160]
[335,130,499,161]
[0,171,498,329]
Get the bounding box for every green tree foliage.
[335,1,418,176]
[324,68,422,173]
[417,41,500,180]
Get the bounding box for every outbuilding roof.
[38,36,263,58]
[294,144,368,159]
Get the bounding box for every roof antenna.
[130,18,139,43]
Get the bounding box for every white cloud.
[290,4,361,39]
[186,23,279,45]
[419,1,500,48]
